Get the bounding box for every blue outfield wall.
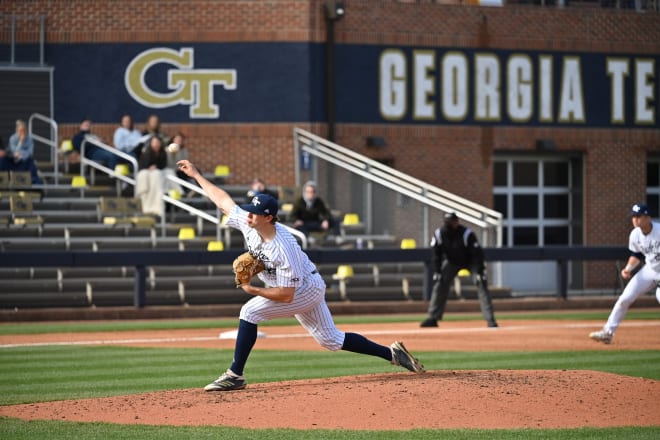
[2,42,658,128]
[46,42,326,124]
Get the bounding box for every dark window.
[494,162,507,186]
[513,195,538,218]
[544,226,569,245]
[544,162,569,186]
[647,162,659,187]
[513,227,538,245]
[544,194,569,219]
[513,162,537,186]
[494,194,507,217]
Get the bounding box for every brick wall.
[3,0,659,288]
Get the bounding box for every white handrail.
[164,174,309,249]
[27,113,59,184]
[80,136,138,185]
[293,127,503,248]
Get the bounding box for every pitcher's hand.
[177,160,200,178]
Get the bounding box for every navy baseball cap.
[630,203,650,217]
[241,193,279,216]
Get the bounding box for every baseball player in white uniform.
[177,160,424,391]
[590,202,660,344]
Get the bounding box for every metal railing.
[0,246,628,308]
[164,173,309,248]
[78,138,308,248]
[27,113,59,184]
[0,13,46,65]
[80,136,138,187]
[293,128,503,248]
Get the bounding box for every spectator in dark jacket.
[291,180,337,237]
[71,119,118,170]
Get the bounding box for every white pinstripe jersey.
[629,221,660,273]
[226,205,318,289]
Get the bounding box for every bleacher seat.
[332,265,355,300]
[10,195,43,226]
[71,175,87,187]
[400,238,417,249]
[178,227,196,240]
[10,171,31,187]
[341,213,364,235]
[98,197,156,228]
[207,240,224,251]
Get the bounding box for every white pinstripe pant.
[605,264,660,334]
[239,273,346,351]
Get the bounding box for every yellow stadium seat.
[60,139,73,153]
[214,165,230,177]
[71,176,87,187]
[207,240,225,251]
[178,227,196,240]
[400,238,417,249]
[114,164,130,176]
[342,213,360,225]
[332,265,354,301]
[168,189,182,200]
[334,265,354,279]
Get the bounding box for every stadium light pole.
[324,0,345,142]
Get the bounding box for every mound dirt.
[2,318,660,430]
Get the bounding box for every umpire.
[420,212,498,328]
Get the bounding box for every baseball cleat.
[204,369,247,391]
[390,341,425,373]
[589,329,613,344]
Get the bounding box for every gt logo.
[125,47,237,119]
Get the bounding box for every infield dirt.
[1,318,659,430]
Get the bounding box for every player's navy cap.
[241,193,279,216]
[444,212,459,221]
[630,203,650,217]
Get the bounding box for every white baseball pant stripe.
[239,274,345,351]
[605,264,660,334]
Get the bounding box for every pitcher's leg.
[604,268,655,334]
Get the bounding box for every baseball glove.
[232,251,265,287]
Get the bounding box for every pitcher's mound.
[2,370,660,430]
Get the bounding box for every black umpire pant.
[427,261,497,327]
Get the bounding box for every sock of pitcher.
[229,319,258,376]
[341,332,392,362]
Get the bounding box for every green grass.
[1,346,659,406]
[1,311,659,438]
[1,309,658,335]
[1,418,658,440]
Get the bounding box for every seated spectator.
[113,114,144,161]
[0,119,42,184]
[138,114,169,157]
[246,177,279,200]
[71,119,118,170]
[291,180,338,237]
[166,132,190,179]
[165,132,198,196]
[135,136,182,217]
